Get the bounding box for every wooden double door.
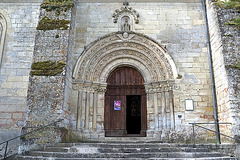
[105,67,147,137]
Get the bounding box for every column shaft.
[154,92,159,130]
[93,91,98,130]
[81,90,86,129]
[162,91,167,130]
[169,90,175,130]
[85,91,90,130]
[77,90,82,129]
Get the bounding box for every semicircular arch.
[73,32,178,84]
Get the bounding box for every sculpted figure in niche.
[123,18,130,32]
[121,16,131,32]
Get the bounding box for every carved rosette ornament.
[112,2,140,24]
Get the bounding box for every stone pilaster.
[26,0,74,143]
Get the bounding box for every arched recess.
[72,32,178,139]
[0,13,7,67]
[73,32,177,82]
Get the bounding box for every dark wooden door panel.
[107,67,144,85]
[105,67,146,137]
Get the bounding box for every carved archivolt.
[73,32,178,84]
[72,33,178,135]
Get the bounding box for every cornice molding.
[0,0,42,3]
[0,0,200,3]
[77,0,200,3]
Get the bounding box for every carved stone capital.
[98,88,107,93]
[89,87,95,93]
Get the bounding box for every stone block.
[181,63,193,68]
[192,96,202,102]
[0,89,8,96]
[12,113,23,119]
[0,105,26,112]
[16,89,28,96]
[193,20,204,25]
[0,112,12,119]
[1,82,14,89]
[7,76,23,82]
[0,119,14,125]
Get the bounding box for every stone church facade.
[0,0,239,143]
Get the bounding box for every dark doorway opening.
[126,95,141,134]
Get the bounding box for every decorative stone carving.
[98,88,107,93]
[73,32,178,84]
[122,16,131,32]
[112,2,140,24]
[72,84,78,90]
[72,32,178,139]
[122,32,129,38]
[92,50,160,81]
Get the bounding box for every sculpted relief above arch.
[73,32,178,84]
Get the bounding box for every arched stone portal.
[72,32,178,140]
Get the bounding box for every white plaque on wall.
[185,99,194,111]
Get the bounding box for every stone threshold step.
[17,156,237,160]
[27,151,224,158]
[37,147,209,153]
[53,142,234,146]
[53,143,192,147]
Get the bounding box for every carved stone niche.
[121,16,130,32]
[112,2,140,32]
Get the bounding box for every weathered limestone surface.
[0,3,40,142]
[0,0,238,145]
[206,0,240,140]
[70,1,215,141]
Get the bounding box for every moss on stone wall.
[227,63,240,70]
[36,16,70,31]
[37,0,73,30]
[215,0,240,11]
[41,0,74,12]
[226,18,240,30]
[31,60,66,76]
[215,0,240,30]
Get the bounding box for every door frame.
[104,67,147,137]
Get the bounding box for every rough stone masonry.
[0,0,239,147]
